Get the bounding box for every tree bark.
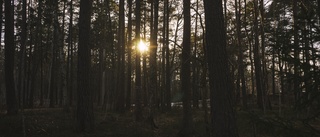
[204,0,238,136]
[146,0,159,128]
[161,0,166,110]
[293,0,300,103]
[179,0,193,136]
[5,0,18,115]
[165,0,171,111]
[117,0,125,112]
[126,0,133,110]
[0,0,2,51]
[65,0,74,111]
[253,0,264,110]
[235,0,247,109]
[192,0,199,109]
[76,0,94,132]
[18,0,27,109]
[135,0,142,121]
[38,0,44,107]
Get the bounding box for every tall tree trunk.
[38,0,44,107]
[49,0,60,108]
[105,0,115,110]
[76,0,94,132]
[253,0,264,110]
[165,0,171,111]
[146,0,159,128]
[126,0,133,110]
[179,0,193,136]
[135,0,142,121]
[142,0,148,108]
[293,0,300,103]
[192,0,199,109]
[244,0,255,103]
[18,0,27,109]
[235,0,247,109]
[259,0,271,110]
[5,0,18,115]
[204,0,238,136]
[0,0,2,51]
[117,0,125,112]
[59,0,67,107]
[65,0,73,111]
[161,0,166,110]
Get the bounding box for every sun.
[138,40,148,53]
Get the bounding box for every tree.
[37,0,44,107]
[5,0,18,115]
[203,0,238,136]
[18,0,27,109]
[164,0,171,111]
[192,0,200,109]
[116,0,125,112]
[0,0,2,49]
[147,0,159,128]
[179,0,193,136]
[135,0,142,121]
[76,0,94,132]
[293,0,299,102]
[253,0,265,110]
[235,0,247,109]
[65,0,74,111]
[126,0,133,110]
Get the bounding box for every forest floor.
[0,107,319,137]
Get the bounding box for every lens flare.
[138,40,148,53]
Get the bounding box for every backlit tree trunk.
[253,0,264,110]
[235,0,247,109]
[126,0,133,110]
[5,0,18,115]
[135,0,142,121]
[293,0,300,103]
[76,0,94,132]
[18,0,27,109]
[179,0,193,136]
[204,0,238,136]
[165,0,171,111]
[117,0,125,112]
[147,0,159,128]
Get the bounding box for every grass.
[0,107,319,137]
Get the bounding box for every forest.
[0,0,320,136]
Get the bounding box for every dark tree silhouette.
[126,0,133,110]
[117,0,125,112]
[148,0,159,128]
[235,0,247,109]
[204,0,238,136]
[293,0,300,102]
[76,0,94,132]
[5,0,18,115]
[164,0,171,111]
[179,0,193,136]
[135,0,142,121]
[253,0,265,110]
[18,0,27,108]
